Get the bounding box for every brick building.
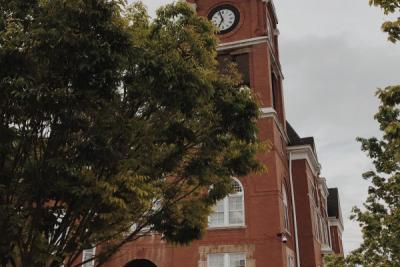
[327,188,344,255]
[81,0,344,266]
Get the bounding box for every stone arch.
[123,259,157,267]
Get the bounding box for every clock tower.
[188,0,285,124]
[102,1,302,267]
[184,1,295,267]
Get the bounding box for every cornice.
[259,107,289,144]
[328,217,344,233]
[262,0,278,24]
[217,36,269,51]
[287,145,321,176]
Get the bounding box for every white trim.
[321,244,333,255]
[262,0,278,23]
[217,36,269,51]
[208,178,245,228]
[82,247,96,267]
[207,252,246,267]
[318,177,329,198]
[328,217,344,233]
[259,107,289,144]
[287,145,321,176]
[289,153,301,267]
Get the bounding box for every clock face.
[208,5,240,34]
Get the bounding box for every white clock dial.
[209,5,240,34]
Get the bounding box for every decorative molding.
[262,0,278,24]
[259,107,289,144]
[287,145,321,176]
[328,217,344,233]
[217,36,269,51]
[318,177,329,197]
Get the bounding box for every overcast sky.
[141,0,400,254]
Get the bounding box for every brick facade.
[81,1,344,266]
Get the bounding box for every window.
[217,54,250,86]
[208,253,246,267]
[209,178,244,227]
[287,255,295,267]
[82,248,95,267]
[283,185,290,230]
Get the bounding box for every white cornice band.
[217,36,269,51]
[328,217,344,233]
[259,107,289,144]
[262,0,278,24]
[287,145,321,176]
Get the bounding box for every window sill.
[207,225,247,230]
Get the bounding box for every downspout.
[289,152,301,267]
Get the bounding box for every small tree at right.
[347,1,400,267]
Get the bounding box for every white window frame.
[287,255,295,267]
[207,252,246,267]
[82,247,96,267]
[208,178,245,228]
[282,185,290,231]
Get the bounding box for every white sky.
[141,0,400,255]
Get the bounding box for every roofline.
[287,145,321,176]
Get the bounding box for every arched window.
[124,259,157,267]
[283,185,289,230]
[209,178,244,227]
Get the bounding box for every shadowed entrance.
[123,259,157,267]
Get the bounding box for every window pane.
[215,200,224,212]
[229,196,243,210]
[230,253,246,267]
[208,254,224,267]
[229,211,244,224]
[82,248,95,267]
[209,212,225,226]
[209,200,225,226]
[229,195,243,224]
[232,179,243,193]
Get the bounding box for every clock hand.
[218,11,224,27]
[219,11,224,22]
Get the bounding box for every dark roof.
[327,188,340,218]
[286,122,316,151]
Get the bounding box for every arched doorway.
[123,259,157,267]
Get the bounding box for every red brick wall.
[329,226,344,255]
[101,1,294,266]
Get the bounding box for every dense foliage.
[350,86,400,266]
[344,1,400,266]
[0,1,262,266]
[369,0,400,42]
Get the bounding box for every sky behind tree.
[141,0,400,254]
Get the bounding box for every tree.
[0,1,263,266]
[323,254,348,267]
[346,1,400,266]
[369,0,400,43]
[350,86,400,266]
